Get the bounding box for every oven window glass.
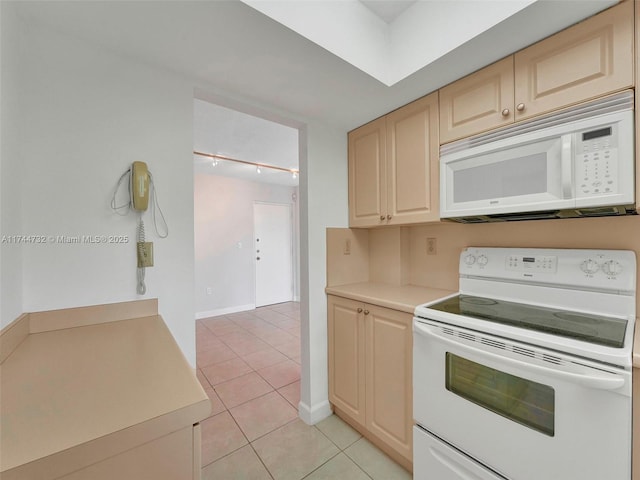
[446,353,555,436]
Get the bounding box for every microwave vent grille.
[441,90,634,156]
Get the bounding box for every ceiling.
[360,0,417,23]
[12,0,615,188]
[193,99,299,187]
[11,1,617,131]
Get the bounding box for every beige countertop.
[325,282,456,314]
[1,314,210,478]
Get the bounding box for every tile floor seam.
[211,372,276,413]
[217,385,275,411]
[244,415,299,445]
[298,450,343,480]
[248,442,277,480]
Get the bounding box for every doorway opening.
[192,96,304,472]
[193,97,300,318]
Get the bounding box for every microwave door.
[441,136,574,217]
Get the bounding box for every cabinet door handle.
[357,308,363,313]
[387,215,392,220]
[380,215,385,221]
[501,108,510,117]
[516,103,525,112]
[364,310,370,315]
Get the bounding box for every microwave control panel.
[575,125,618,198]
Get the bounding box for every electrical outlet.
[427,237,437,255]
[137,241,154,267]
[344,239,351,255]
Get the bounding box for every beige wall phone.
[131,161,150,211]
[111,161,168,295]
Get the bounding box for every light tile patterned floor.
[196,302,411,480]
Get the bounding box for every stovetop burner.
[427,295,627,348]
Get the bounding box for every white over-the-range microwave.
[440,90,635,223]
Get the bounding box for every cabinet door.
[386,92,440,225]
[439,57,514,144]
[514,1,633,122]
[348,117,387,227]
[327,296,366,425]
[365,305,412,462]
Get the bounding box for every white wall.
[0,2,24,327]
[4,11,348,422]
[298,122,348,424]
[194,174,299,317]
[12,19,197,364]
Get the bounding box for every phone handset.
[131,161,150,211]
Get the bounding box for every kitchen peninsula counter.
[0,300,210,480]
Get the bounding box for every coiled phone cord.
[137,215,146,295]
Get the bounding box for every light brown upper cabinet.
[439,1,633,144]
[514,0,633,121]
[348,117,387,228]
[439,57,515,144]
[349,92,439,227]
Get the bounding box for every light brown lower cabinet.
[327,295,413,469]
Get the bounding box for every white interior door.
[254,202,293,307]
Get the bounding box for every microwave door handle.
[414,322,625,391]
[561,134,573,199]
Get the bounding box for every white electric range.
[413,247,636,480]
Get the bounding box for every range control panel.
[506,254,558,273]
[460,247,636,293]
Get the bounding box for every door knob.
[364,310,369,315]
[516,103,525,112]
[501,108,510,117]
[357,308,363,313]
[256,257,260,260]
[380,215,385,221]
[387,215,392,220]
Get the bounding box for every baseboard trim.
[195,304,255,319]
[298,399,332,425]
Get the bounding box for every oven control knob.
[477,255,488,266]
[602,260,623,276]
[580,259,599,274]
[464,254,476,266]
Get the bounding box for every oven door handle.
[414,323,625,391]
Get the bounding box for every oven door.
[413,319,631,480]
